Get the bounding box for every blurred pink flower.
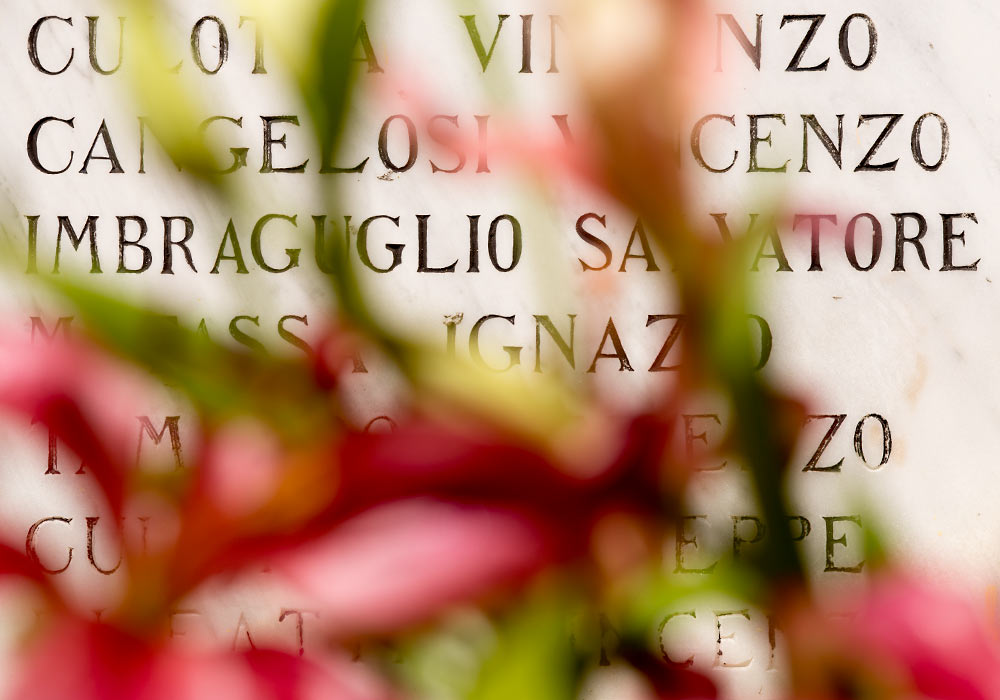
[0,328,699,697]
[783,574,1000,700]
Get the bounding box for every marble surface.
[0,0,992,697]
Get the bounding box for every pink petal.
[0,332,153,515]
[199,422,283,518]
[851,578,1000,700]
[276,499,551,636]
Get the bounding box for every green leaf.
[45,277,331,439]
[468,592,577,700]
[305,0,366,164]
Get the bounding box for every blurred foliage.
[47,276,332,438]
[467,589,578,700]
